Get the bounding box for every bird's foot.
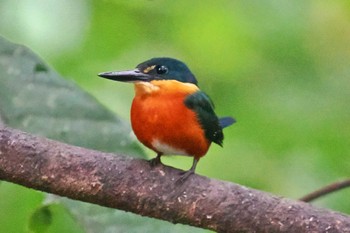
[175,158,198,185]
[149,154,162,167]
[175,170,194,185]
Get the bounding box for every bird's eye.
[155,65,168,74]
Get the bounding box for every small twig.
[300,179,350,202]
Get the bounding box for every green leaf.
[29,206,52,233]
[0,183,44,233]
[28,204,85,233]
[0,36,144,157]
[56,197,204,233]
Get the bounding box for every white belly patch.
[152,139,189,156]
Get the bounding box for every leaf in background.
[28,203,86,233]
[52,197,204,233]
[0,183,45,233]
[0,36,143,157]
[28,205,52,233]
[0,36,202,233]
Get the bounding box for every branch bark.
[0,127,350,233]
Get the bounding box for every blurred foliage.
[0,0,350,232]
[0,36,142,156]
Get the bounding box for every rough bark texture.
[0,127,350,233]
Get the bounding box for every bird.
[98,57,235,182]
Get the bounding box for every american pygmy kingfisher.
[98,57,235,182]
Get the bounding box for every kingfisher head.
[98,57,198,85]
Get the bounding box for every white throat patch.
[136,81,160,94]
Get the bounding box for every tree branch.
[300,179,350,202]
[0,127,350,233]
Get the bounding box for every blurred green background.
[0,0,349,232]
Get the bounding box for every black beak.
[98,69,152,82]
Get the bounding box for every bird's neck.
[133,80,198,97]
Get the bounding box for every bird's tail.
[219,117,236,128]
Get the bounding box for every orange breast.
[130,80,210,158]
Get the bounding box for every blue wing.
[184,91,235,146]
